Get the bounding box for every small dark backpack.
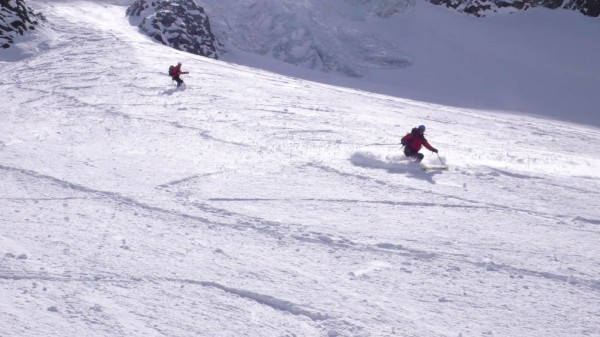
[401,129,419,146]
[168,65,175,77]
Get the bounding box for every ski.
[422,165,449,171]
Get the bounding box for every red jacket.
[171,65,188,77]
[401,128,434,152]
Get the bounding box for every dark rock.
[126,0,218,59]
[427,0,599,17]
[0,0,45,48]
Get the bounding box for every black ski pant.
[172,76,184,87]
[404,146,424,163]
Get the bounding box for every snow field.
[0,1,599,337]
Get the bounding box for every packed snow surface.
[0,1,599,337]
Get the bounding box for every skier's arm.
[423,139,437,152]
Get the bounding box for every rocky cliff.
[126,0,218,59]
[0,0,44,49]
[428,0,599,17]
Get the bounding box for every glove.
[432,148,438,153]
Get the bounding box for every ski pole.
[365,143,401,146]
[436,152,444,165]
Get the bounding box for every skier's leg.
[404,147,424,163]
[404,147,418,161]
[415,152,424,163]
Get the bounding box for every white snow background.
[0,1,599,337]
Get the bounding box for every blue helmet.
[417,125,426,132]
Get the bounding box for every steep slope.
[0,1,599,337]
[200,0,415,76]
[201,0,600,127]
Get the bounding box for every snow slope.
[201,0,600,127]
[0,1,599,337]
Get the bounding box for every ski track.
[312,162,598,229]
[0,270,330,321]
[2,163,599,294]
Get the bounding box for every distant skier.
[169,62,189,87]
[401,125,438,163]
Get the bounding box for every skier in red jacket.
[401,125,438,163]
[169,62,189,87]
